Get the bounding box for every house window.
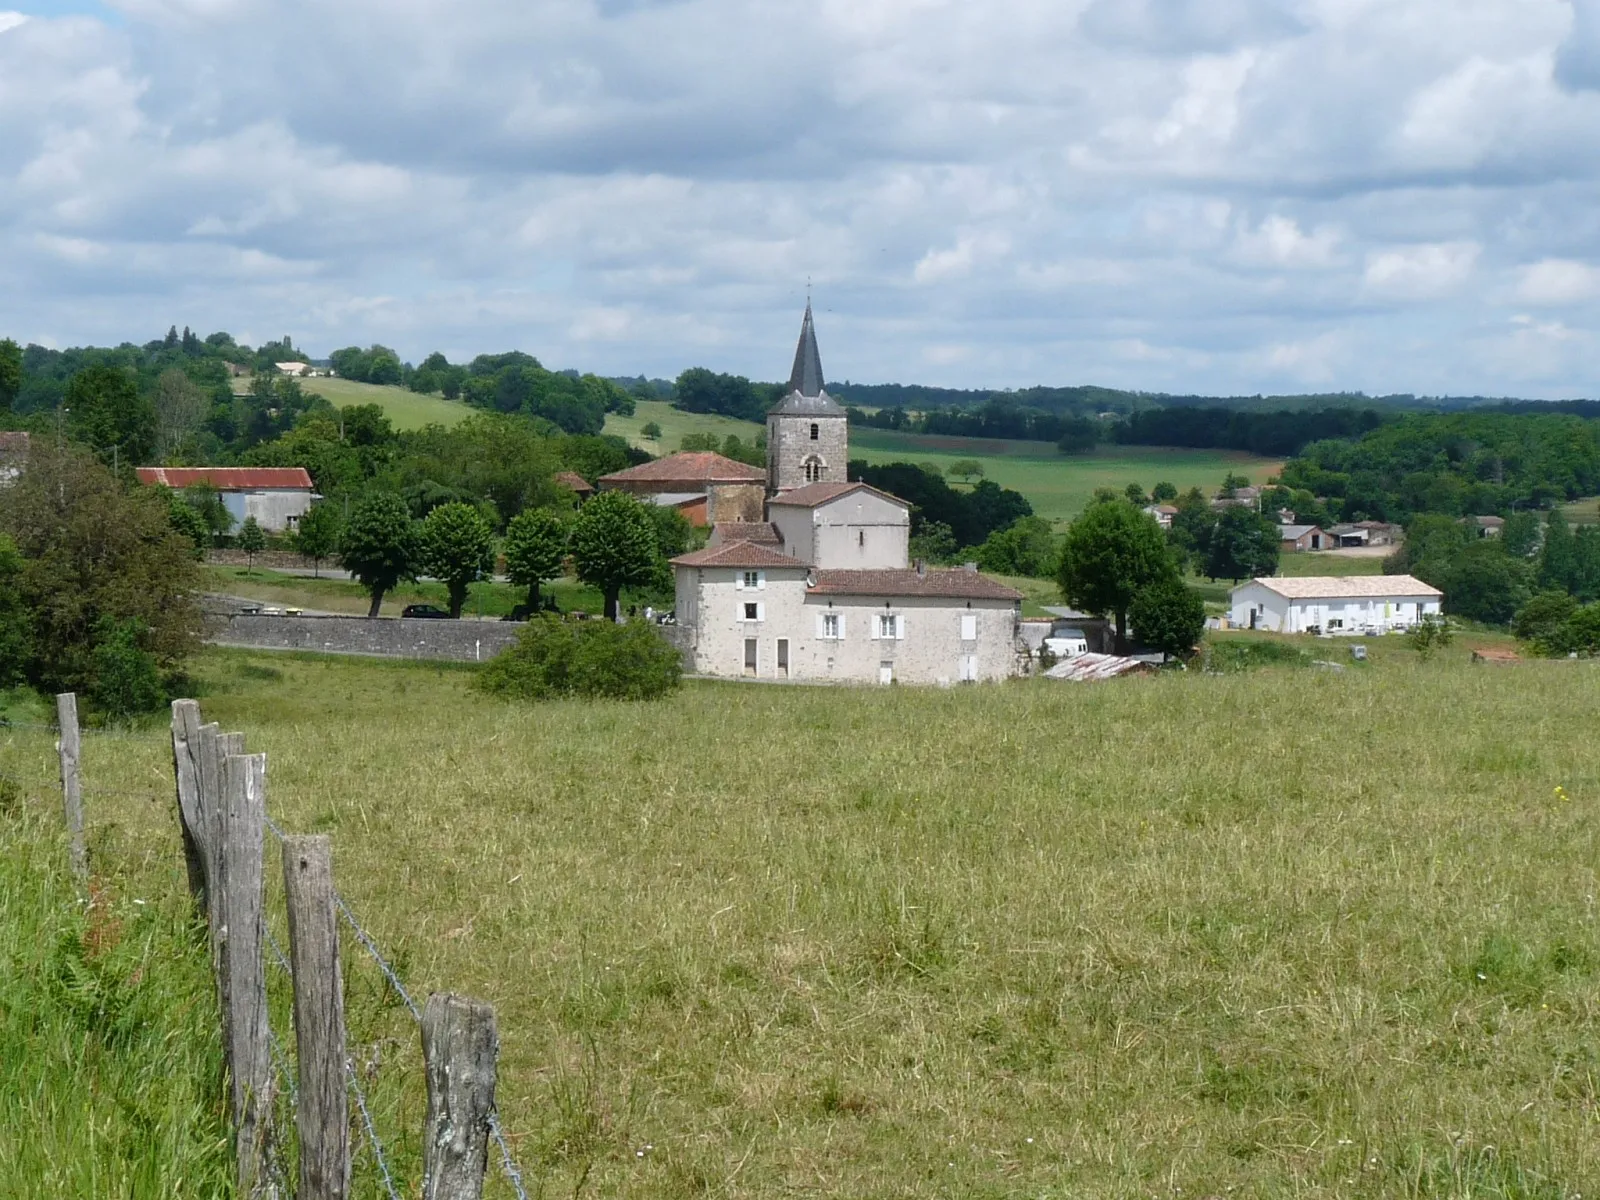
[858,530,865,547]
[809,423,819,441]
[961,613,978,641]
[777,638,789,676]
[742,570,762,589]
[822,613,841,639]
[744,639,758,676]
[742,601,763,622]
[803,457,823,483]
[877,614,899,639]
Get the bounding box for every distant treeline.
[1281,412,1600,521]
[848,461,1034,548]
[1113,406,1386,457]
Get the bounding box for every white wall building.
[1229,575,1443,636]
[671,304,1023,685]
[136,466,317,533]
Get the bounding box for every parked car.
[400,604,452,619]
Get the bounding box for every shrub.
[89,618,165,721]
[1206,638,1309,672]
[478,616,681,702]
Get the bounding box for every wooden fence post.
[282,835,350,1200]
[54,693,86,881]
[170,700,208,907]
[219,751,274,1196]
[420,993,499,1200]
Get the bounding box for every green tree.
[0,534,30,688]
[166,494,210,560]
[909,520,958,566]
[1129,578,1207,660]
[974,516,1059,578]
[339,493,418,618]
[1538,509,1579,593]
[1124,482,1147,505]
[89,617,166,721]
[420,502,495,619]
[1512,591,1579,648]
[947,459,984,485]
[0,441,201,696]
[569,490,660,621]
[291,502,342,578]
[1548,603,1600,656]
[1150,481,1178,503]
[1167,487,1216,571]
[0,337,20,414]
[1203,506,1280,582]
[183,483,234,546]
[1056,501,1177,652]
[64,365,156,468]
[153,368,208,459]
[1440,541,1532,625]
[641,421,663,440]
[504,509,568,611]
[237,516,266,574]
[1408,614,1455,662]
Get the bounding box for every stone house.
[597,452,766,526]
[671,303,1023,685]
[136,466,316,533]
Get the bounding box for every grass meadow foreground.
[4,646,1600,1198]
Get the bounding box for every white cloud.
[0,0,1594,399]
[1363,242,1481,301]
[0,12,27,34]
[1516,258,1600,305]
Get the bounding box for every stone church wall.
[767,413,848,491]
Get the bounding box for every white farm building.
[1229,575,1443,636]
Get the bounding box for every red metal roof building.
[136,467,314,490]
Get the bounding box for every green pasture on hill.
[605,401,1283,524]
[4,643,1599,1197]
[236,375,471,430]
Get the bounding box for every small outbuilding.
[1279,523,1326,552]
[1229,575,1443,636]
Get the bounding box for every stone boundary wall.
[206,549,319,570]
[209,613,523,662]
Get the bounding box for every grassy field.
[202,565,618,619]
[236,375,471,430]
[0,780,231,1196]
[605,402,1283,524]
[4,643,1600,1197]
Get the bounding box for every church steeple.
[788,301,825,398]
[767,299,849,492]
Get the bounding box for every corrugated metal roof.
[1245,574,1442,600]
[135,466,313,490]
[1044,653,1154,681]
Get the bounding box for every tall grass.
[0,791,232,1196]
[4,644,1599,1197]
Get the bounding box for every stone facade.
[708,482,767,525]
[674,566,1019,685]
[768,485,909,569]
[767,411,848,492]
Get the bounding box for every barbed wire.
[489,1112,531,1200]
[333,893,424,1023]
[347,1060,403,1200]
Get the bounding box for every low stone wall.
[209,613,523,662]
[206,549,318,570]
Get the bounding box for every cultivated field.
[4,645,1599,1198]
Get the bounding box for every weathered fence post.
[219,751,274,1196]
[282,835,350,1200]
[170,700,208,907]
[420,993,499,1200]
[54,693,86,881]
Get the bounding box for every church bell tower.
[767,302,849,493]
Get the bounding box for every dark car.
[400,604,452,619]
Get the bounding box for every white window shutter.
[838,614,846,639]
[734,573,744,591]
[869,618,878,641]
[756,602,765,621]
[816,613,827,638]
[897,616,906,640]
[758,572,766,590]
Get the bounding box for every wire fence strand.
[489,1112,532,1200]
[347,1061,403,1200]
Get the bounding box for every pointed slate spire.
[787,301,825,398]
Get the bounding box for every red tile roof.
[711,522,782,545]
[671,542,809,569]
[136,467,313,490]
[599,452,765,486]
[768,481,905,509]
[554,471,594,493]
[808,568,1023,601]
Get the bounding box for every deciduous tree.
[1203,506,1280,582]
[65,365,156,468]
[1129,578,1207,660]
[0,338,21,414]
[1056,500,1177,652]
[569,490,660,621]
[237,516,266,574]
[420,502,495,618]
[339,493,418,617]
[504,508,568,611]
[291,502,342,578]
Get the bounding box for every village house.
[1228,575,1442,635]
[1326,521,1402,548]
[597,452,766,527]
[1143,503,1178,529]
[554,471,595,504]
[671,305,1024,685]
[135,466,317,533]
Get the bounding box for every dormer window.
[809,423,819,441]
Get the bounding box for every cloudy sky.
[1,0,1598,398]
